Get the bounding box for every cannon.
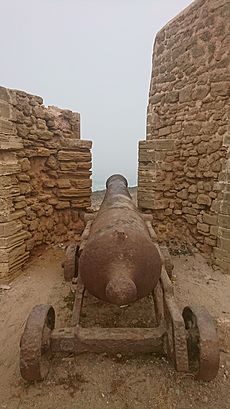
[20,175,220,382]
[79,174,162,305]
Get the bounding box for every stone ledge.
[139,139,176,151]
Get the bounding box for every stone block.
[139,149,156,162]
[182,207,199,215]
[203,213,218,225]
[0,118,16,135]
[183,122,201,136]
[197,222,209,233]
[57,188,91,198]
[36,147,50,157]
[0,101,15,120]
[177,189,188,199]
[218,214,230,229]
[149,94,163,104]
[20,183,31,195]
[0,160,20,175]
[179,85,193,103]
[139,139,175,151]
[57,179,71,189]
[187,157,198,167]
[210,226,218,236]
[14,200,27,209]
[0,220,22,237]
[20,158,31,172]
[211,82,230,97]
[172,123,182,133]
[165,91,179,103]
[218,227,230,240]
[29,219,39,231]
[158,126,171,137]
[197,194,211,206]
[204,237,216,246]
[220,200,230,215]
[71,199,91,209]
[188,185,197,194]
[0,230,29,249]
[223,135,230,146]
[184,215,197,224]
[43,180,56,188]
[0,87,11,103]
[46,155,59,170]
[61,139,92,150]
[55,201,70,209]
[217,237,230,251]
[192,85,210,100]
[211,200,220,212]
[60,162,91,172]
[57,150,91,162]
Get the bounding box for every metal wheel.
[20,304,55,382]
[63,243,79,281]
[182,305,220,381]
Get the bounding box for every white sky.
[0,0,193,189]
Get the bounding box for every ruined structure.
[138,0,230,272]
[0,87,92,281]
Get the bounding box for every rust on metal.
[183,305,220,381]
[19,174,220,383]
[20,304,55,382]
[79,174,162,306]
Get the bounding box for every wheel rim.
[20,304,55,382]
[183,305,220,381]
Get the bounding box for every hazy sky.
[0,0,193,189]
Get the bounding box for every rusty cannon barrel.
[79,174,162,306]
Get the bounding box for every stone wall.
[138,0,230,272]
[0,86,92,281]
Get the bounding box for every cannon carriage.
[20,175,220,382]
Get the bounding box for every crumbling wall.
[138,0,230,272]
[0,86,92,280]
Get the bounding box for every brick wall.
[0,86,92,281]
[138,0,230,272]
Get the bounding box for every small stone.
[0,284,11,290]
[197,194,211,206]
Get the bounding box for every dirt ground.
[0,189,230,409]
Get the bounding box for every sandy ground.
[0,188,230,409]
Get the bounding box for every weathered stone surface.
[0,220,22,237]
[177,189,188,199]
[55,201,70,209]
[138,0,230,272]
[0,86,92,280]
[197,194,212,206]
[56,179,71,189]
[197,222,209,233]
[57,150,91,162]
[46,155,59,169]
[203,213,218,225]
[0,119,17,135]
[60,161,91,172]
